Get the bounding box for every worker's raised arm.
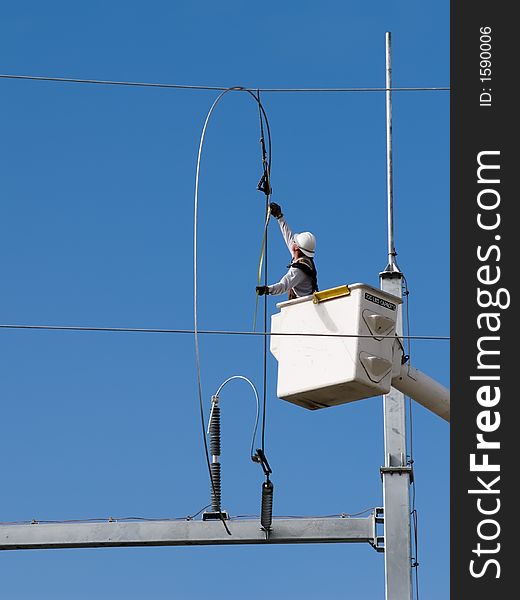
[269,202,294,254]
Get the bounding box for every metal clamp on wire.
[257,169,271,196]
[256,89,272,198]
[252,448,272,477]
[253,449,274,531]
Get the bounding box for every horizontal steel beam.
[0,516,376,551]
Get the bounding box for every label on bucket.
[364,292,397,311]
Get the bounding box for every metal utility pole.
[380,31,413,600]
[384,32,400,275]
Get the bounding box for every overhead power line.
[0,73,449,93]
[0,323,449,340]
[1,508,375,526]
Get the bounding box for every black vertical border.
[451,3,514,597]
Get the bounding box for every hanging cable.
[253,88,273,333]
[0,73,450,92]
[251,89,275,531]
[253,207,271,331]
[401,275,420,599]
[402,276,412,366]
[402,276,415,465]
[1,508,376,526]
[411,505,420,598]
[256,89,272,196]
[194,86,243,534]
[0,323,449,340]
[193,87,274,534]
[211,375,260,460]
[253,89,273,457]
[203,376,261,522]
[261,202,269,455]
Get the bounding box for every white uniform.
[267,217,315,298]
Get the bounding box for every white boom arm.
[392,364,450,422]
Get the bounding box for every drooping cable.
[193,87,274,534]
[403,276,412,367]
[1,507,376,526]
[411,505,420,599]
[402,275,420,599]
[251,90,274,524]
[0,323,449,340]
[252,88,273,332]
[194,86,243,534]
[256,89,272,196]
[253,207,271,331]
[261,201,269,454]
[0,73,450,93]
[212,375,260,460]
[254,89,272,455]
[402,276,415,463]
[204,378,262,522]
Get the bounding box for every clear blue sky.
[0,2,449,598]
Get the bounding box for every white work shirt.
[267,217,315,298]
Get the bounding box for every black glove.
[256,285,270,296]
[269,202,283,219]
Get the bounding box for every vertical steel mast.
[380,31,413,600]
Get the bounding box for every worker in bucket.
[256,202,318,300]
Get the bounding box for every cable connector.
[252,448,272,478]
[257,171,272,196]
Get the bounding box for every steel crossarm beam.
[0,516,376,551]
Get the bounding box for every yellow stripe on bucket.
[312,285,351,304]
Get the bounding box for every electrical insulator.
[209,405,221,456]
[210,462,222,513]
[203,397,228,521]
[260,480,274,531]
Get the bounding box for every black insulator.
[260,480,274,531]
[210,462,222,512]
[209,406,221,456]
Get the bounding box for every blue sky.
[1,2,449,598]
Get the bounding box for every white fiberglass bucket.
[270,283,402,410]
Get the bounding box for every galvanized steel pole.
[380,31,413,600]
[385,32,400,274]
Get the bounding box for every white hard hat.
[293,232,316,257]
